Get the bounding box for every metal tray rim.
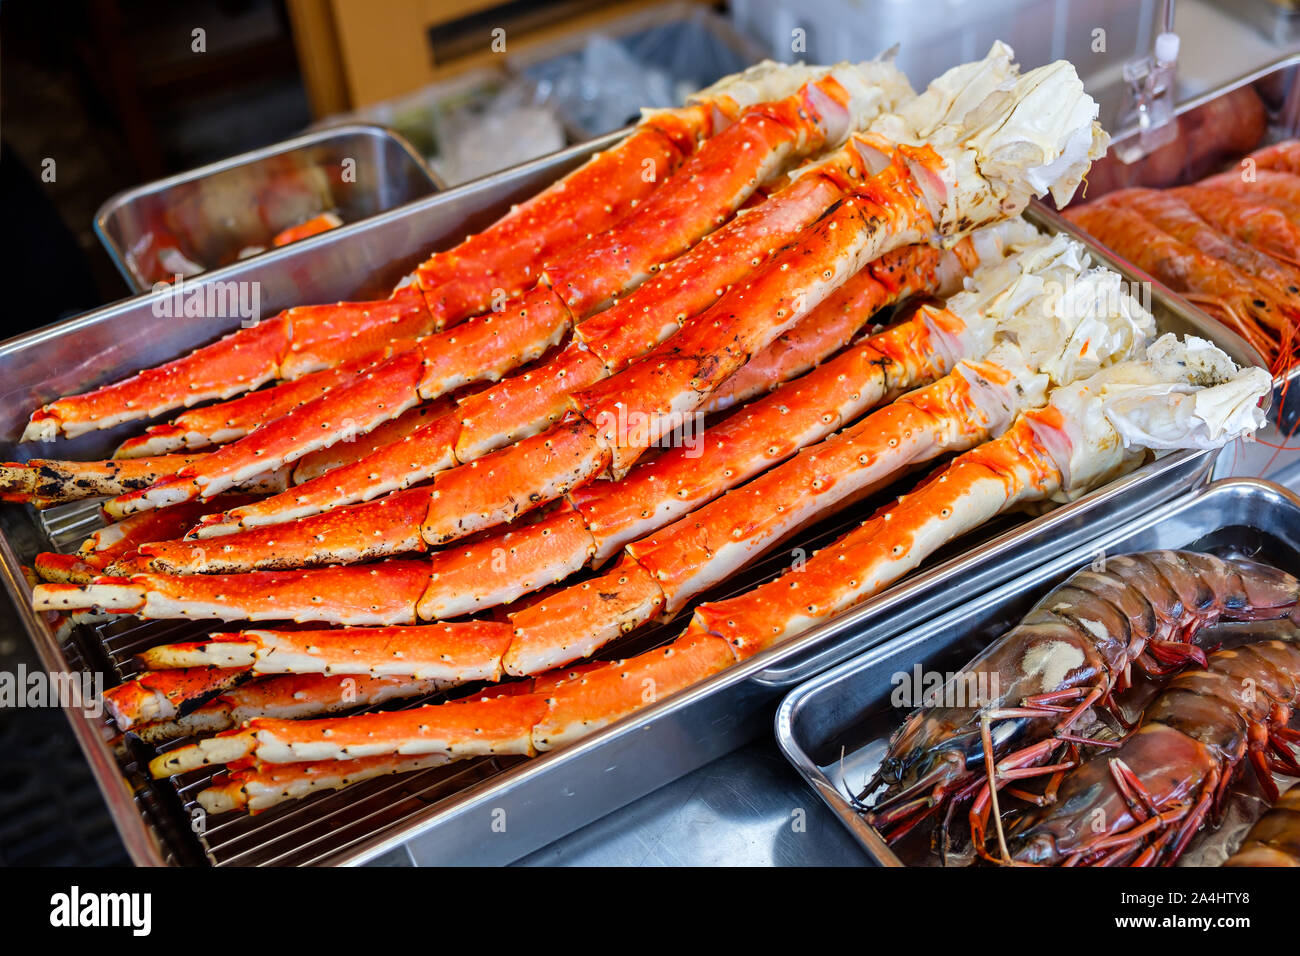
[92,123,446,292]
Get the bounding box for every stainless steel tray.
[95,124,444,293]
[775,477,1300,866]
[0,133,1263,866]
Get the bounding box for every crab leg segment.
[690,337,1271,659]
[141,620,512,680]
[34,560,433,626]
[103,666,249,731]
[95,69,895,517]
[104,349,430,516]
[192,406,462,536]
[157,629,733,778]
[198,751,455,815]
[1,454,204,506]
[632,356,1039,613]
[112,356,391,458]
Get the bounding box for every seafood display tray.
[95,124,444,293]
[0,135,1258,866]
[775,477,1300,866]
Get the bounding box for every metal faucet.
[1115,0,1181,164]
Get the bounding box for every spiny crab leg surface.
[111,231,1149,733]
[99,67,895,518]
[689,336,1271,659]
[126,221,1038,579]
[132,239,992,575]
[188,235,980,539]
[148,336,1268,806]
[22,60,850,443]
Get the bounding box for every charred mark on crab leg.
[0,454,205,506]
[102,666,250,731]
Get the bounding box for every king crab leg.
[97,71,879,518]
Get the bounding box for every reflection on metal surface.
[515,742,869,867]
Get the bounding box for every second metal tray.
[775,477,1300,866]
[95,123,443,293]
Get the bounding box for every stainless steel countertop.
[362,739,872,866]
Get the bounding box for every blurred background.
[0,0,1297,865]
